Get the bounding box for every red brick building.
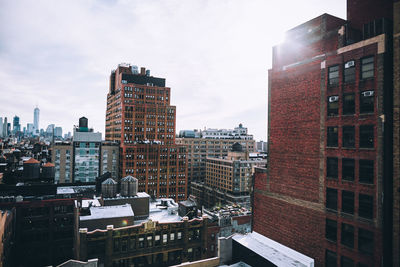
[253,0,399,266]
[105,64,187,201]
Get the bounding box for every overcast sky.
[0,0,346,141]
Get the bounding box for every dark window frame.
[325,219,337,242]
[344,60,356,83]
[342,126,355,148]
[327,126,338,147]
[328,65,340,86]
[343,93,355,115]
[342,190,355,215]
[359,194,374,219]
[341,223,354,248]
[359,159,374,184]
[361,56,374,80]
[327,157,338,179]
[360,125,374,148]
[358,228,374,255]
[342,158,355,181]
[325,250,337,267]
[360,90,374,114]
[326,188,338,211]
[341,256,355,267]
[328,95,339,116]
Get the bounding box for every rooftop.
[233,232,314,267]
[135,198,181,225]
[80,204,134,221]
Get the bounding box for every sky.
[0,0,346,141]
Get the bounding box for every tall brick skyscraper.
[106,64,187,201]
[253,0,399,266]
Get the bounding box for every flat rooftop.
[233,232,314,267]
[135,198,181,225]
[80,204,134,221]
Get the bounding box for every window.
[327,127,338,147]
[341,223,354,248]
[177,232,182,240]
[170,233,175,241]
[359,160,374,184]
[325,219,337,242]
[342,158,355,181]
[326,188,338,211]
[358,228,374,255]
[155,234,161,246]
[360,125,374,148]
[329,65,339,86]
[147,235,153,247]
[360,91,374,113]
[344,60,355,82]
[343,126,355,148]
[361,56,374,79]
[326,250,337,267]
[163,234,168,244]
[341,256,354,267]
[359,194,373,219]
[342,190,354,214]
[327,157,338,179]
[343,93,355,115]
[328,96,339,116]
[138,237,144,248]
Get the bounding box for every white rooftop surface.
[232,231,314,267]
[57,185,95,195]
[80,204,134,221]
[135,198,181,225]
[81,198,101,208]
[104,192,150,200]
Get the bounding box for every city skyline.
[0,0,346,141]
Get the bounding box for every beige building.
[192,143,266,208]
[175,138,255,187]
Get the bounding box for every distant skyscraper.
[46,124,55,134]
[13,115,20,134]
[2,117,8,137]
[0,117,3,138]
[54,127,62,137]
[27,123,34,134]
[33,107,40,135]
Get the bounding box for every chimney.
[140,67,146,75]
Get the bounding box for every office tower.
[52,117,119,183]
[12,115,20,134]
[27,123,34,135]
[105,64,187,201]
[0,117,3,138]
[253,0,399,266]
[33,106,40,135]
[2,117,7,137]
[46,124,55,135]
[54,127,62,137]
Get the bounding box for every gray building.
[52,117,119,183]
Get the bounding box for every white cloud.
[0,0,346,140]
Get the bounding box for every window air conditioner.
[345,61,355,68]
[362,91,374,97]
[329,96,339,102]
